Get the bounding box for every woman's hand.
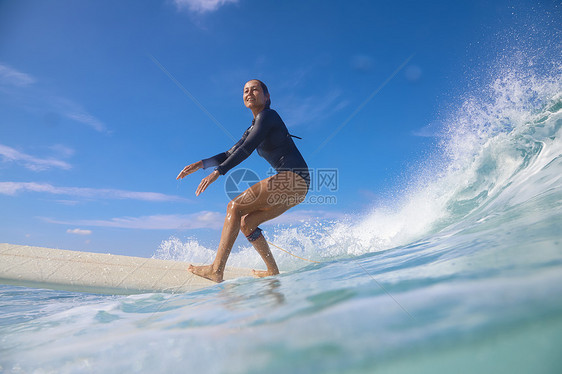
[196,170,220,196]
[176,161,203,180]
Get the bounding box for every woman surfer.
[176,79,310,282]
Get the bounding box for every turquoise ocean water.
[2,60,562,373]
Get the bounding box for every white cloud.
[411,123,442,138]
[0,63,108,133]
[40,209,345,231]
[66,228,92,235]
[0,144,72,171]
[56,200,80,206]
[43,212,224,230]
[52,97,108,133]
[0,182,188,202]
[278,89,348,128]
[0,64,35,87]
[64,111,107,133]
[49,144,75,158]
[173,0,238,13]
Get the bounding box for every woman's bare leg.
[240,206,290,278]
[247,235,279,277]
[187,201,243,282]
[188,181,267,282]
[189,171,307,282]
[241,173,308,278]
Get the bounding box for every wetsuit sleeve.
[200,136,246,169]
[201,152,227,169]
[215,111,273,175]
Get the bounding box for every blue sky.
[0,0,551,257]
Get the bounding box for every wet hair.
[250,79,271,109]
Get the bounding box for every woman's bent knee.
[240,214,251,236]
[227,200,240,214]
[226,201,246,225]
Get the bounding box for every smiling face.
[243,80,270,114]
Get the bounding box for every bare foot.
[252,269,280,278]
[188,264,223,283]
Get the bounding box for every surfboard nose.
[0,243,253,295]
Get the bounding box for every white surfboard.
[0,243,253,295]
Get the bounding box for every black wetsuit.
[201,108,310,188]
